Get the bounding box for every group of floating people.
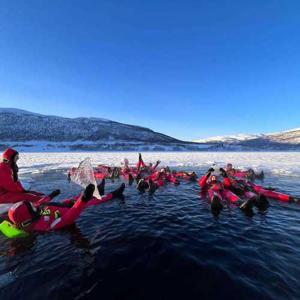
[0,148,299,237]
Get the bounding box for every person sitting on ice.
[8,180,125,232]
[0,148,58,204]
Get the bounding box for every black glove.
[206,172,212,179]
[220,168,228,177]
[208,168,215,173]
[48,189,61,199]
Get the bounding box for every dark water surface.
[1,168,300,300]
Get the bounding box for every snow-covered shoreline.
[17,152,300,178]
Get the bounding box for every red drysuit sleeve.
[198,174,209,188]
[49,198,86,230]
[151,161,160,172]
[0,166,24,193]
[136,159,146,170]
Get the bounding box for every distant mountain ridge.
[1,108,299,151]
[0,108,207,151]
[194,128,300,150]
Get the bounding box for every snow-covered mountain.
[0,108,208,151]
[195,134,262,144]
[194,128,300,150]
[1,108,299,151]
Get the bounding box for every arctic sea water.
[0,152,300,300]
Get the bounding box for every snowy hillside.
[194,134,262,144]
[0,108,208,151]
[268,128,300,144]
[194,128,300,150]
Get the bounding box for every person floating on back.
[8,180,125,232]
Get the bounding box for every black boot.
[48,189,61,199]
[135,173,142,183]
[255,194,269,208]
[114,168,120,178]
[97,179,105,196]
[111,183,125,199]
[190,172,197,181]
[81,184,95,202]
[137,179,146,193]
[148,179,156,195]
[289,196,300,203]
[211,195,223,211]
[265,186,275,191]
[258,171,265,179]
[128,173,134,186]
[240,198,254,211]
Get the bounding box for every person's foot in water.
[48,189,61,199]
[81,184,96,202]
[135,173,142,184]
[128,173,134,186]
[255,194,269,209]
[113,167,120,178]
[148,179,157,195]
[211,195,223,211]
[111,183,125,199]
[137,179,146,193]
[190,172,197,181]
[97,179,105,196]
[240,198,254,212]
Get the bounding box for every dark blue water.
[1,168,300,300]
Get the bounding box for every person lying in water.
[136,167,179,194]
[225,163,264,180]
[8,180,125,232]
[119,153,161,185]
[198,168,258,212]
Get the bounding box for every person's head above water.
[210,175,217,183]
[2,148,19,163]
[226,163,233,171]
[8,201,40,228]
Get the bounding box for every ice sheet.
[17,152,300,178]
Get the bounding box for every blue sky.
[0,0,299,141]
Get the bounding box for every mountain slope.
[194,128,300,150]
[0,108,207,151]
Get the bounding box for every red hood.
[8,201,33,227]
[2,148,18,161]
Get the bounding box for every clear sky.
[0,0,299,141]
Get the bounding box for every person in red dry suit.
[8,181,125,232]
[0,148,52,204]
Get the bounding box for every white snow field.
[17,152,300,178]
